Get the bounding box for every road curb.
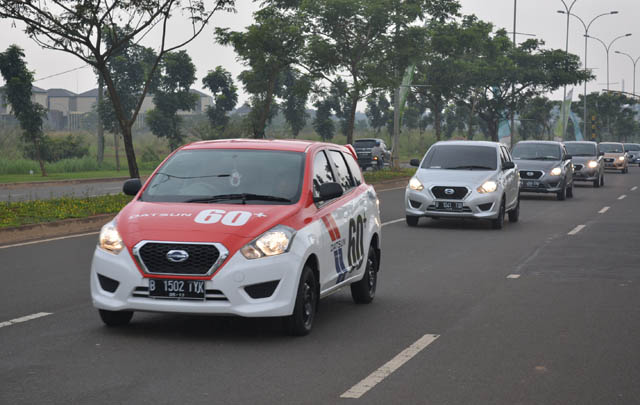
[0,214,115,246]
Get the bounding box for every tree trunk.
[255,73,278,139]
[467,98,476,140]
[114,132,120,172]
[346,92,359,146]
[97,76,105,165]
[488,120,499,142]
[433,103,443,142]
[34,139,47,177]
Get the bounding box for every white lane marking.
[341,334,439,399]
[377,186,406,193]
[631,186,638,191]
[0,232,99,249]
[618,194,627,200]
[568,225,586,235]
[0,312,52,329]
[599,206,610,214]
[382,218,404,227]
[506,274,521,279]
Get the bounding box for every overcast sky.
[1,0,639,105]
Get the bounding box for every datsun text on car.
[91,139,382,336]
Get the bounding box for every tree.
[520,96,554,140]
[281,69,311,137]
[202,66,238,135]
[366,93,392,134]
[0,0,235,178]
[216,6,305,138]
[146,50,198,150]
[313,98,335,141]
[574,92,638,142]
[0,45,47,176]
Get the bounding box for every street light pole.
[558,0,578,140]
[615,51,640,96]
[558,10,618,139]
[587,33,633,92]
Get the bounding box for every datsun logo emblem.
[444,188,455,195]
[166,250,189,263]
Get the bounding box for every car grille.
[573,164,583,171]
[427,205,472,213]
[431,186,468,200]
[519,170,543,179]
[604,158,614,163]
[137,242,221,276]
[132,286,228,301]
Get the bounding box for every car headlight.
[99,220,124,254]
[550,167,562,176]
[618,156,625,161]
[587,160,598,169]
[373,156,378,161]
[240,225,296,259]
[409,177,424,191]
[477,180,497,194]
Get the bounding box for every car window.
[499,146,508,165]
[329,150,355,191]
[353,140,377,148]
[421,145,498,170]
[565,143,597,156]
[313,150,336,199]
[512,143,561,160]
[343,151,363,186]
[599,143,624,153]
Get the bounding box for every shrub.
[22,133,89,162]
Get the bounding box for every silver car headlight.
[409,177,424,191]
[477,180,497,194]
[550,167,562,176]
[587,160,598,169]
[99,220,124,254]
[240,225,296,259]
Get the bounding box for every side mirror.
[123,178,142,196]
[502,161,515,170]
[410,159,421,167]
[599,151,605,156]
[314,182,343,203]
[565,154,572,160]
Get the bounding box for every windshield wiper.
[185,193,291,204]
[445,165,495,170]
[528,156,559,160]
[155,172,231,179]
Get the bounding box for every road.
[1,169,639,404]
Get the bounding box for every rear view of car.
[564,141,604,188]
[512,141,574,200]
[352,138,390,170]
[623,143,640,166]
[600,142,628,173]
[405,141,520,229]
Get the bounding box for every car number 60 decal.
[195,209,253,226]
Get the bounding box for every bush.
[22,133,89,162]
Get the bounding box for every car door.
[562,145,573,185]
[500,146,518,209]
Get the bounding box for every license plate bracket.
[435,201,463,211]
[149,279,206,300]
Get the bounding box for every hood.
[116,201,300,249]
[571,156,596,164]
[513,159,560,171]
[415,168,495,188]
[604,152,624,158]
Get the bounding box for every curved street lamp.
[557,0,578,139]
[586,33,632,91]
[615,50,640,96]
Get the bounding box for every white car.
[90,139,382,336]
[405,141,520,229]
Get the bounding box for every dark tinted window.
[512,143,561,160]
[421,145,498,170]
[353,140,378,148]
[565,143,597,156]
[313,151,335,199]
[599,143,624,153]
[343,152,363,186]
[624,144,640,151]
[329,150,355,190]
[142,149,304,204]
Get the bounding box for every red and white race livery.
[91,139,381,335]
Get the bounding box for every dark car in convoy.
[564,141,604,188]
[512,140,574,200]
[352,138,391,170]
[623,143,640,166]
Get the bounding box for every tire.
[406,215,419,227]
[557,184,566,201]
[566,184,573,198]
[284,266,318,336]
[98,309,133,327]
[491,199,505,229]
[600,175,605,187]
[508,196,520,223]
[593,175,600,188]
[350,245,379,304]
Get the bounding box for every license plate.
[435,201,463,211]
[524,180,539,188]
[149,279,206,300]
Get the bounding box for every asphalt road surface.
[2,168,640,404]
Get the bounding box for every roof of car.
[564,141,597,145]
[515,140,563,145]
[353,138,384,142]
[433,140,501,148]
[599,141,624,145]
[182,138,342,153]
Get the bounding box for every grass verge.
[0,170,153,184]
[363,167,415,183]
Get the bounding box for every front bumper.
[573,168,599,182]
[519,177,564,193]
[604,160,626,169]
[90,245,303,317]
[405,187,502,220]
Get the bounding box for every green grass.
[0,169,154,184]
[363,167,415,183]
[0,194,133,228]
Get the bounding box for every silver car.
[624,143,640,166]
[405,141,520,230]
[564,141,605,188]
[512,140,574,200]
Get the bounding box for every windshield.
[421,145,497,170]
[141,149,305,204]
[353,140,379,148]
[599,143,624,153]
[624,144,640,151]
[512,143,561,160]
[565,143,597,157]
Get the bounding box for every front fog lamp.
[618,156,625,161]
[587,160,598,169]
[477,180,497,194]
[99,221,124,254]
[409,177,424,191]
[550,167,562,176]
[241,226,296,260]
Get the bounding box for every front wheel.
[508,197,520,223]
[284,266,318,336]
[566,184,573,198]
[350,245,379,304]
[491,199,505,229]
[557,185,566,201]
[98,309,133,327]
[406,215,419,227]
